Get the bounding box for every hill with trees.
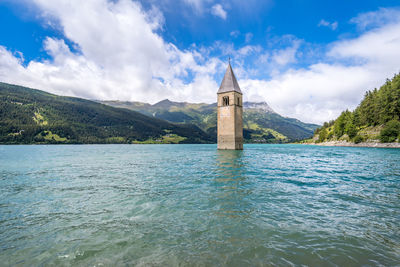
[0,82,212,144]
[310,73,400,144]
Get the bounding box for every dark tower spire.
[218,61,242,94]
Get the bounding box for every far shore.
[304,140,400,148]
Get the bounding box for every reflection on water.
[214,150,251,219]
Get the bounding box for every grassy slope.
[0,82,212,144]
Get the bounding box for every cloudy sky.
[1,0,400,124]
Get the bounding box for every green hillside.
[100,99,319,143]
[310,73,400,144]
[0,82,213,144]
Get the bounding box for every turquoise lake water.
[0,144,399,266]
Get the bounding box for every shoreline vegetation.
[305,73,400,147]
[302,140,400,148]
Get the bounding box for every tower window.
[237,97,240,105]
[223,96,229,106]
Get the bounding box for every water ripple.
[0,144,399,266]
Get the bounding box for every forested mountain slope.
[312,73,400,143]
[0,82,212,144]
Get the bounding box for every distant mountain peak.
[153,99,209,109]
[155,99,172,104]
[153,99,182,108]
[243,101,275,113]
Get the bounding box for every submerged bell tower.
[217,61,243,150]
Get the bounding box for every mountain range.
[0,82,318,144]
[99,99,319,143]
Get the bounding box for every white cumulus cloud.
[230,30,240,38]
[318,19,338,30]
[0,0,223,103]
[350,7,400,30]
[245,32,253,43]
[211,4,227,20]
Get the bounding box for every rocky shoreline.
[307,141,400,148]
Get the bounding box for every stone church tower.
[217,62,243,150]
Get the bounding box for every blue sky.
[1,0,400,123]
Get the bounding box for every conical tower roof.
[218,62,242,94]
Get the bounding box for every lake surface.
[0,144,399,266]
